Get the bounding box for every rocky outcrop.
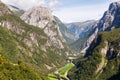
[101,41,108,55]
[21,6,53,29]
[106,48,119,60]
[97,1,120,31]
[21,6,66,49]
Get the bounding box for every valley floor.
[48,63,74,80]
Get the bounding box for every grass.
[58,63,74,75]
[48,63,74,80]
[48,74,58,80]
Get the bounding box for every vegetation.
[99,57,120,80]
[0,55,48,80]
[58,63,74,73]
[0,14,67,74]
[68,28,120,80]
[14,9,24,16]
[48,63,74,80]
[54,16,75,44]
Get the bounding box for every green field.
[48,63,74,80]
[48,74,58,80]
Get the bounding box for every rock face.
[21,6,53,29]
[83,1,120,53]
[21,6,65,49]
[98,1,120,31]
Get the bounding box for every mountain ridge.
[82,1,120,53]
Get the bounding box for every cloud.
[48,0,61,11]
[53,4,107,23]
[53,0,119,23]
[1,0,60,10]
[1,0,46,10]
[1,0,119,22]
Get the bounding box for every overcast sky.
[1,0,119,23]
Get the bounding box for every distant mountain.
[66,20,97,40]
[68,1,120,80]
[64,20,97,52]
[7,5,24,16]
[54,16,76,44]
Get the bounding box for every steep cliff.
[82,1,120,53]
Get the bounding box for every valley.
[48,63,74,80]
[0,0,120,80]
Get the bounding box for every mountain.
[97,1,120,31]
[69,28,120,80]
[79,3,120,53]
[68,1,120,80]
[20,6,67,50]
[66,20,97,40]
[0,1,50,79]
[82,1,120,53]
[54,16,76,45]
[19,5,72,72]
[64,20,97,52]
[0,1,71,77]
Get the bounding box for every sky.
[1,0,119,23]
